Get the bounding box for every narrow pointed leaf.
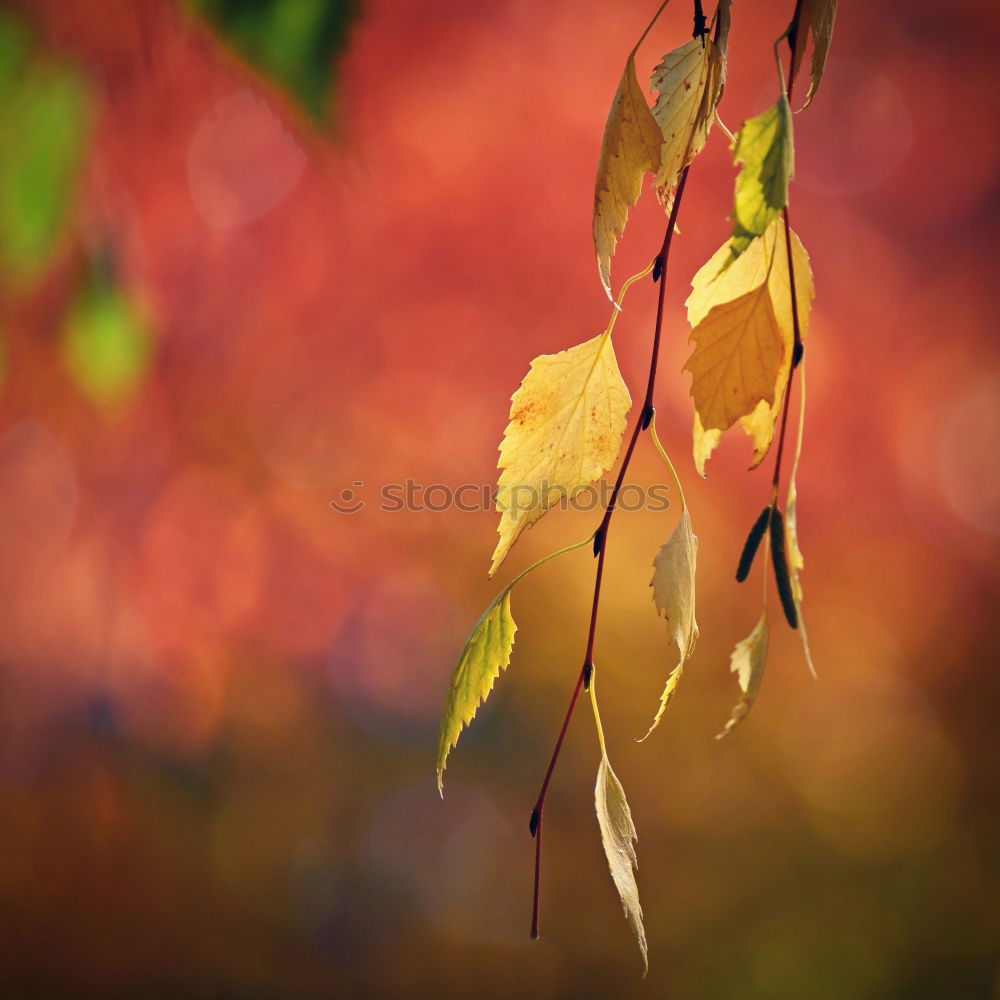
[717,611,769,738]
[593,56,663,298]
[436,589,517,794]
[490,334,630,576]
[641,508,699,739]
[595,754,648,974]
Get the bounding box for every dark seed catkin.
[736,506,772,582]
[769,506,798,629]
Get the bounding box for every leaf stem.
[529,166,691,940]
[768,4,805,504]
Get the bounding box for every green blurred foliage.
[61,254,151,406]
[186,0,360,124]
[0,9,90,285]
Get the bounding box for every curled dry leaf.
[717,610,769,738]
[640,507,699,740]
[436,589,517,794]
[595,753,648,974]
[490,333,630,576]
[790,0,838,109]
[684,219,813,475]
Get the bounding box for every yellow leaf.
[593,55,663,299]
[790,0,838,110]
[785,359,817,677]
[728,95,793,261]
[717,610,768,738]
[595,754,648,975]
[684,219,814,472]
[436,589,516,795]
[490,333,630,576]
[650,0,730,206]
[640,507,699,740]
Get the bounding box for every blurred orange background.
[0,0,998,996]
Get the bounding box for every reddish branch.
[529,167,691,939]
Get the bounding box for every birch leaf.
[685,219,814,472]
[650,2,730,207]
[728,95,793,261]
[436,589,517,795]
[490,333,630,576]
[717,610,768,738]
[790,0,838,109]
[593,56,663,299]
[595,754,648,974]
[640,507,699,740]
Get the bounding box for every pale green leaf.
[728,95,793,262]
[436,589,517,795]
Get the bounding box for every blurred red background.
[0,0,998,996]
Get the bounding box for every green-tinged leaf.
[437,589,517,795]
[490,332,630,576]
[593,56,663,299]
[685,220,814,473]
[640,507,699,740]
[790,0,838,109]
[0,10,90,284]
[728,95,793,261]
[717,610,768,738]
[186,0,359,124]
[595,754,648,974]
[62,261,152,406]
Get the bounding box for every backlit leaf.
[436,589,517,795]
[685,219,813,473]
[593,55,663,299]
[490,333,630,576]
[717,610,768,738]
[728,95,793,261]
[790,0,838,109]
[595,753,648,974]
[650,2,730,208]
[640,507,699,740]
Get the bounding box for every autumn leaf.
[717,610,768,738]
[593,55,663,299]
[438,538,590,794]
[590,675,647,974]
[490,332,630,576]
[785,360,817,677]
[789,0,838,109]
[728,95,793,261]
[650,1,730,208]
[436,589,516,795]
[685,219,814,475]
